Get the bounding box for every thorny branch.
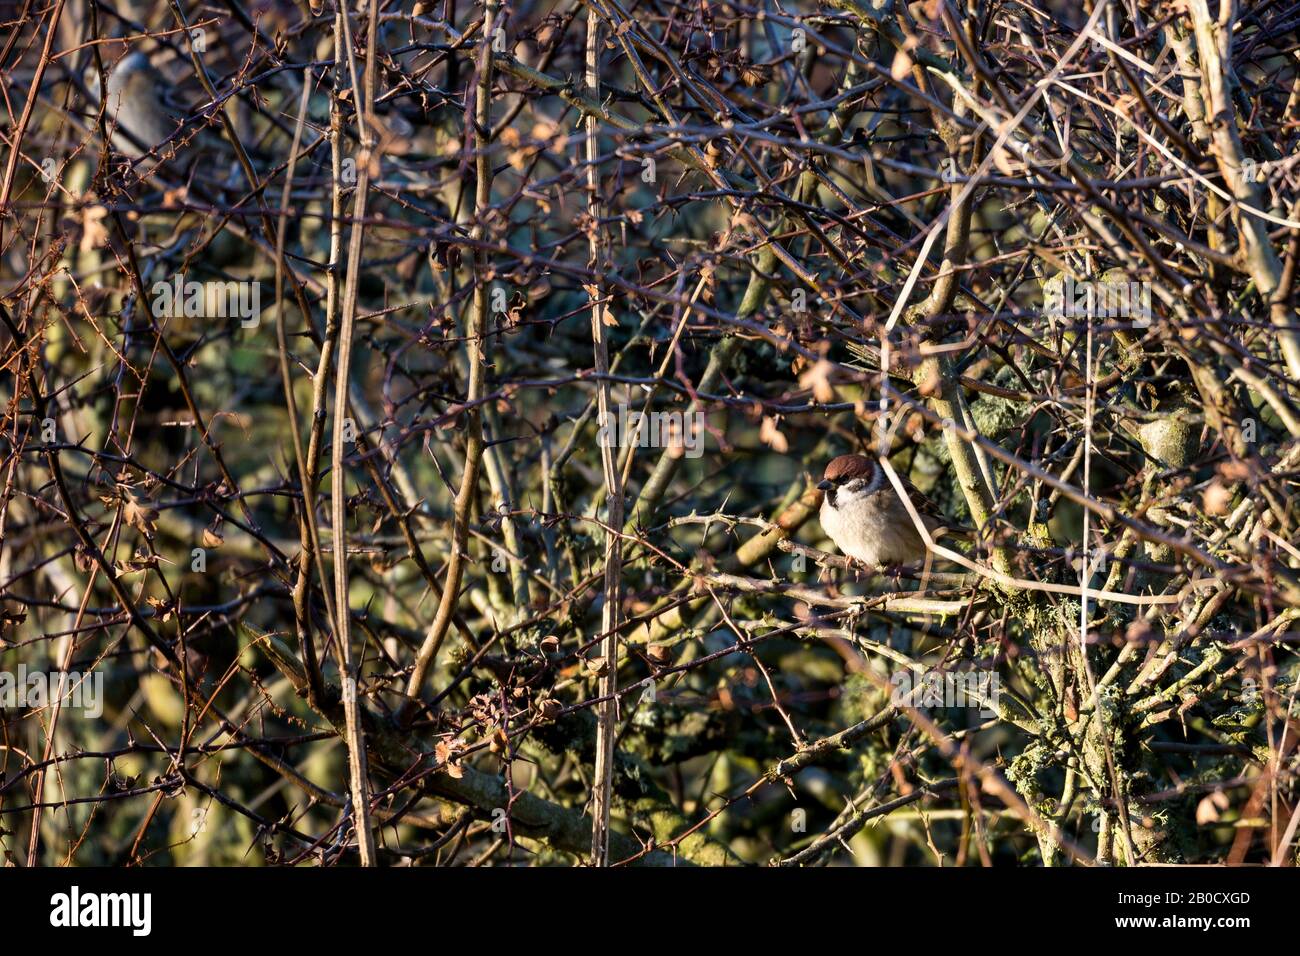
[1,0,1298,867]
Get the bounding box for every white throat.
[828,463,882,509]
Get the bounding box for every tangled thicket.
[2,0,1300,867]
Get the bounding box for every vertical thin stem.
[276,72,328,708]
[586,3,623,868]
[330,0,380,867]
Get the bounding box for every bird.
[85,50,258,191]
[87,51,185,165]
[816,453,947,568]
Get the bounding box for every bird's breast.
[820,492,927,566]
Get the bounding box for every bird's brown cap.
[822,454,877,484]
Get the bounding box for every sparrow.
[87,52,184,164]
[86,51,245,181]
[817,453,946,567]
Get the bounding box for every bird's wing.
[887,471,979,535]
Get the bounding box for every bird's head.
[817,454,883,505]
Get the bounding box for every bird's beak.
[816,479,832,492]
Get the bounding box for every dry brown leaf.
[145,595,175,623]
[1195,790,1230,825]
[1202,481,1232,515]
[799,359,836,403]
[123,494,159,540]
[916,365,943,397]
[435,740,465,778]
[1218,460,1251,482]
[759,416,789,453]
[890,48,914,81]
[81,206,110,253]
